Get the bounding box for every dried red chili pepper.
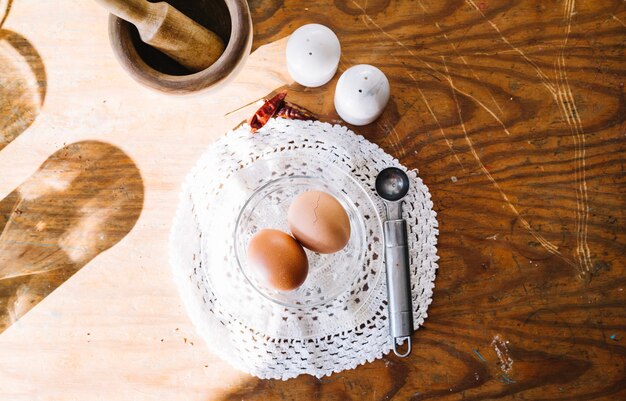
[248,91,287,133]
[275,101,317,122]
[248,91,318,133]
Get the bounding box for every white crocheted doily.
[169,119,439,380]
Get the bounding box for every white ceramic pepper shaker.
[286,24,341,87]
[334,64,390,126]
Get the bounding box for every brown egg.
[247,229,309,291]
[287,191,351,254]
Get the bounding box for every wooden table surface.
[1,0,625,399]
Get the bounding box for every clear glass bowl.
[234,169,369,308]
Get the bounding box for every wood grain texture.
[238,0,626,399]
[0,0,624,400]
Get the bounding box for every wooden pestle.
[95,0,225,72]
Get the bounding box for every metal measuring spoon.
[375,167,413,357]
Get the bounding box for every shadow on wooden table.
[218,0,626,398]
[0,141,144,332]
[212,356,409,401]
[0,0,47,151]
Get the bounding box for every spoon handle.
[383,219,414,356]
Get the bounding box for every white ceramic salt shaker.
[334,64,390,126]
[286,24,341,87]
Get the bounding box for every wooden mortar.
[108,0,251,94]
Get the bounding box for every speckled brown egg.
[247,229,309,291]
[287,191,351,254]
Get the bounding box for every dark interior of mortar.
[129,0,232,76]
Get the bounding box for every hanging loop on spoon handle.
[393,336,412,357]
[384,219,414,349]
